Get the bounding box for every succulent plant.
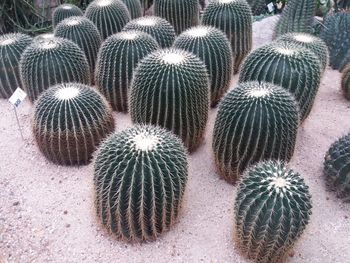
[234,160,312,263]
[85,0,131,39]
[130,48,209,152]
[0,33,32,99]
[202,0,253,73]
[95,31,159,112]
[239,41,321,122]
[20,37,90,102]
[173,26,233,107]
[247,0,267,15]
[342,64,350,100]
[52,4,83,28]
[121,0,142,18]
[33,83,115,165]
[123,16,176,48]
[94,125,188,241]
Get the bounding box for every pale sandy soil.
[1,16,350,263]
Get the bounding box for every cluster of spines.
[52,4,83,28]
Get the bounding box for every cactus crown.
[53,4,83,28]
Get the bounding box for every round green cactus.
[213,81,299,184]
[202,0,253,73]
[33,83,115,165]
[239,41,321,122]
[0,33,32,99]
[95,31,159,112]
[130,48,209,152]
[173,26,233,107]
[123,16,176,48]
[342,64,350,100]
[20,37,90,102]
[52,4,83,28]
[121,0,142,19]
[94,125,188,241]
[246,0,266,15]
[85,0,131,40]
[234,160,312,263]
[154,0,199,35]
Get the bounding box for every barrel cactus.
[33,83,115,165]
[246,0,266,15]
[202,0,253,73]
[95,31,159,112]
[234,160,312,263]
[94,125,188,241]
[130,48,209,152]
[0,33,32,99]
[173,26,233,107]
[85,0,131,39]
[20,37,90,102]
[123,16,176,48]
[52,4,83,28]
[121,0,142,18]
[342,64,350,100]
[239,41,321,122]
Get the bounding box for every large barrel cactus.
[342,64,350,100]
[246,0,266,15]
[121,0,142,18]
[239,41,321,122]
[85,0,131,39]
[52,4,83,28]
[202,0,253,73]
[94,125,188,241]
[95,31,159,112]
[130,48,209,152]
[174,26,233,107]
[123,16,176,48]
[20,37,90,102]
[234,161,312,263]
[33,83,115,165]
[0,33,32,99]
[213,82,299,184]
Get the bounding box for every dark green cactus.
[85,0,131,39]
[342,64,350,100]
[239,41,321,122]
[234,160,312,263]
[33,83,115,165]
[173,26,233,107]
[0,33,32,99]
[123,16,176,48]
[95,31,159,112]
[213,82,299,184]
[52,4,83,28]
[247,0,267,15]
[121,0,142,18]
[20,37,90,102]
[202,0,253,73]
[94,125,188,241]
[130,48,209,152]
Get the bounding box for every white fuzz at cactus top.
[66,19,81,26]
[275,47,295,56]
[55,86,80,100]
[97,0,113,7]
[62,5,73,9]
[186,27,209,37]
[40,40,59,49]
[294,34,315,43]
[162,53,186,65]
[247,88,271,98]
[137,17,157,26]
[119,32,139,40]
[0,38,15,46]
[218,0,238,4]
[132,132,160,152]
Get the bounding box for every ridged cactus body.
[52,4,83,28]
[246,0,266,15]
[130,48,209,152]
[33,83,115,165]
[0,33,32,99]
[174,26,233,106]
[121,0,142,18]
[234,161,312,263]
[94,125,188,241]
[342,65,350,100]
[95,31,159,112]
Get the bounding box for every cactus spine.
[121,0,142,18]
[52,4,83,28]
[342,64,350,100]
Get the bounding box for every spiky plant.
[85,0,131,39]
[247,0,266,15]
[234,160,312,263]
[342,64,350,100]
[173,26,233,107]
[20,37,90,102]
[121,0,142,18]
[0,33,32,99]
[95,31,159,112]
[33,83,115,165]
[202,0,253,73]
[94,125,188,241]
[52,4,83,28]
[123,16,176,48]
[130,48,209,152]
[239,41,321,122]
[154,0,199,35]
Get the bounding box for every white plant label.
[267,2,275,13]
[9,88,27,107]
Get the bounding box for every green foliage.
[52,4,83,28]
[342,64,350,100]
[121,0,142,19]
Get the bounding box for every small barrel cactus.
[123,16,176,48]
[342,64,350,100]
[121,0,142,19]
[246,0,266,15]
[52,4,83,28]
[234,161,312,263]
[239,41,321,122]
[0,33,32,99]
[33,83,115,165]
[85,0,131,39]
[94,125,188,241]
[154,0,199,35]
[130,48,209,152]
[213,82,299,184]
[202,0,253,73]
[173,26,233,107]
[20,37,90,102]
[95,31,159,112]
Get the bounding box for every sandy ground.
[1,16,350,263]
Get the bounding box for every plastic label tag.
[9,88,27,107]
[267,2,275,13]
